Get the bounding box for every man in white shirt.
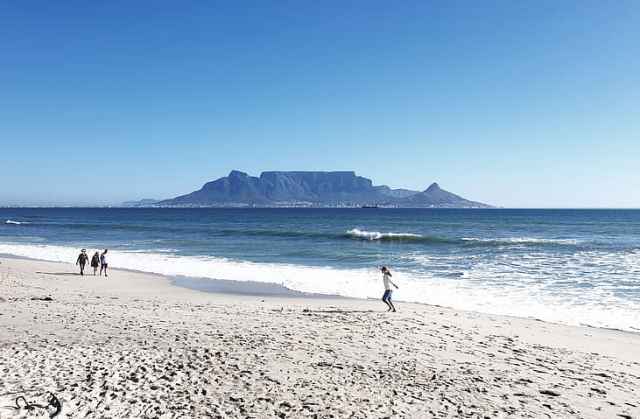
[381,266,398,312]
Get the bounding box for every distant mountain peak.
[403,182,489,208]
[425,182,441,192]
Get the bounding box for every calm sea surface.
[1,208,639,331]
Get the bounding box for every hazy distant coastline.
[123,170,492,208]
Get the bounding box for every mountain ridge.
[149,170,492,208]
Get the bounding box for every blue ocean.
[1,208,639,331]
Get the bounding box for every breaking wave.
[5,220,28,225]
[346,228,425,241]
[345,229,580,247]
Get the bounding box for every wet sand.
[1,257,639,418]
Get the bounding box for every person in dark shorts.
[380,266,399,312]
[90,251,100,275]
[100,249,109,277]
[76,249,89,276]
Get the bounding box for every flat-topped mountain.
[154,170,491,208]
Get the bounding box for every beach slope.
[1,257,639,418]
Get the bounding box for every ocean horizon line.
[3,205,640,210]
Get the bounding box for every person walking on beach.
[380,266,398,312]
[90,251,100,275]
[99,249,109,277]
[76,249,89,276]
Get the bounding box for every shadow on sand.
[302,309,375,314]
[35,272,80,276]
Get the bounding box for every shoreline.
[1,252,349,300]
[1,257,640,417]
[3,252,638,335]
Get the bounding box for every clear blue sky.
[1,1,638,207]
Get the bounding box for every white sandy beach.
[1,256,639,418]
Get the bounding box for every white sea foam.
[122,248,179,254]
[0,242,638,332]
[5,220,28,225]
[346,228,422,240]
[461,237,579,245]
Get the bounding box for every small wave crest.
[461,237,579,246]
[345,230,581,247]
[5,220,28,225]
[346,228,424,241]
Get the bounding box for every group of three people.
[76,249,109,277]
